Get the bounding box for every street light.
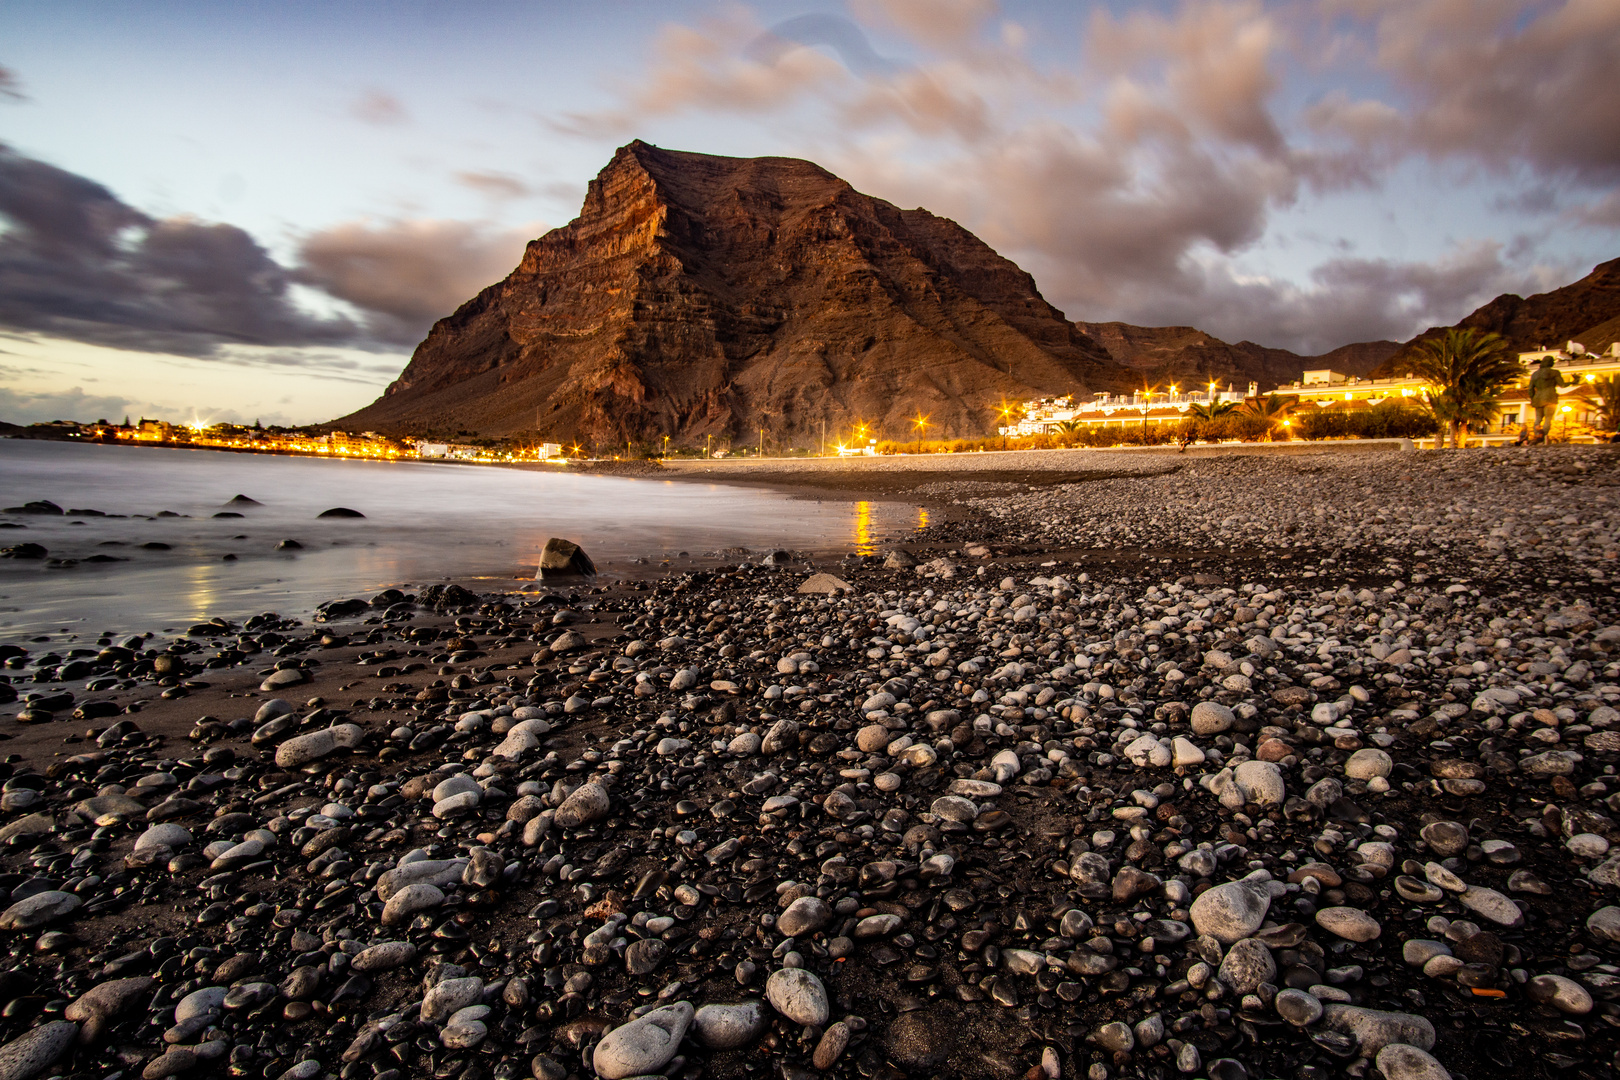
[662,434,669,458]
[912,413,929,453]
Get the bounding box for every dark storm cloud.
[293,219,534,346]
[0,144,360,356]
[1310,0,1620,184]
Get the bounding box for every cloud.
[0,143,361,356]
[351,89,407,125]
[455,171,531,199]
[0,384,134,425]
[293,219,536,346]
[1311,0,1620,184]
[1572,190,1620,227]
[1108,242,1551,355]
[851,0,998,50]
[748,14,904,76]
[0,66,25,102]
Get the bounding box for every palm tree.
[1239,394,1297,439]
[1577,375,1620,434]
[1187,400,1238,421]
[1407,328,1520,448]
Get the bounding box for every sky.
[1,0,1616,426]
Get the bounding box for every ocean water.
[0,441,924,641]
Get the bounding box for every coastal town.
[11,341,1618,462]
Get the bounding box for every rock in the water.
[317,507,365,518]
[765,967,829,1027]
[592,1001,693,1080]
[692,1002,766,1049]
[537,537,596,579]
[0,1021,77,1080]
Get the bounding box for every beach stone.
[797,573,854,595]
[376,858,466,900]
[381,883,444,925]
[856,724,891,753]
[1527,974,1593,1014]
[352,941,416,973]
[1520,750,1581,776]
[813,1021,851,1070]
[592,1001,692,1080]
[1190,702,1234,735]
[1218,938,1276,994]
[0,891,80,930]
[260,668,310,691]
[624,939,666,976]
[554,782,610,827]
[65,976,153,1026]
[143,1048,197,1079]
[1457,887,1522,927]
[1344,748,1392,779]
[1587,906,1620,942]
[1093,1021,1135,1053]
[422,977,483,1024]
[1316,907,1382,942]
[1172,737,1206,767]
[174,987,226,1023]
[133,824,191,855]
[727,732,761,755]
[1234,760,1285,805]
[1420,821,1468,857]
[254,699,295,723]
[274,724,363,768]
[765,967,829,1026]
[1402,940,1451,966]
[1190,875,1273,945]
[1274,988,1322,1026]
[537,537,596,579]
[0,1021,77,1080]
[1566,833,1609,859]
[1320,1004,1435,1055]
[1376,1045,1452,1080]
[778,896,832,937]
[692,1002,766,1049]
[761,719,799,755]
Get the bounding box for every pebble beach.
[0,442,1617,1080]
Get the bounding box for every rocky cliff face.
[338,141,1123,446]
[1373,258,1620,377]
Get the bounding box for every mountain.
[337,141,1127,446]
[1071,323,1398,393]
[1372,258,1620,377]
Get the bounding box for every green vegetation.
[1407,327,1521,447]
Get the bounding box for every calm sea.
[0,441,923,641]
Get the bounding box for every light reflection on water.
[0,442,928,639]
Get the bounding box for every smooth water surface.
[0,441,923,640]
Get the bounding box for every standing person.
[1528,356,1567,443]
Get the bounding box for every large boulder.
[537,538,596,579]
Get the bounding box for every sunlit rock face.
[340,140,1122,444]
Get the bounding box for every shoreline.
[0,443,1615,1079]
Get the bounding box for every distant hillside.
[1072,322,1398,392]
[1373,258,1620,377]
